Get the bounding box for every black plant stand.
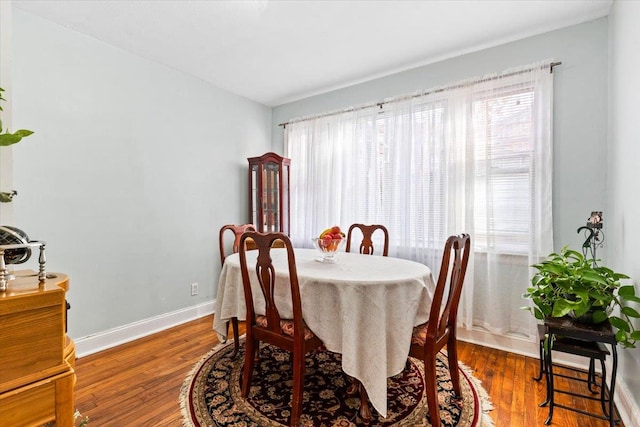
[541,316,619,427]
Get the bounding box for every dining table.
[212,247,436,418]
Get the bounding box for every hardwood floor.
[74,315,624,426]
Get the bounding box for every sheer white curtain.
[285,62,554,339]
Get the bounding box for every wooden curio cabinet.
[248,152,290,234]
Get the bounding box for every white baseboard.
[458,327,640,427]
[73,300,215,358]
[616,380,640,427]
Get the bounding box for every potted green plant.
[523,246,640,348]
[0,87,33,203]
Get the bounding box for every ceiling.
[13,0,613,106]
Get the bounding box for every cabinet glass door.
[250,164,259,229]
[263,162,280,232]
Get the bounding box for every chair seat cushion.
[255,315,316,341]
[411,322,429,346]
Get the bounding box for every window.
[472,84,537,254]
[285,61,554,338]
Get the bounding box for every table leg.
[346,376,372,422]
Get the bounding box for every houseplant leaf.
[0,133,23,146]
[618,286,640,303]
[609,316,630,332]
[591,310,608,324]
[524,246,640,347]
[551,299,574,318]
[581,270,608,285]
[13,129,33,138]
[0,88,34,148]
[621,306,640,318]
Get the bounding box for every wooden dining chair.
[345,223,389,256]
[408,233,470,427]
[238,231,325,427]
[218,223,256,358]
[219,224,256,266]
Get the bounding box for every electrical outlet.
[191,282,198,296]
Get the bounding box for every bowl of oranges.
[312,226,346,263]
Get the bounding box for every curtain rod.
[279,61,562,128]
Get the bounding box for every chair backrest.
[345,223,389,256]
[427,233,471,340]
[239,231,306,344]
[219,224,256,265]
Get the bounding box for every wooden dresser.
[0,272,75,427]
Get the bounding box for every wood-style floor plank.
[73,315,625,427]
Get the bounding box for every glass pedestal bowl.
[312,237,346,263]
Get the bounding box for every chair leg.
[447,340,462,397]
[241,336,257,398]
[290,351,305,427]
[230,317,240,358]
[424,351,441,427]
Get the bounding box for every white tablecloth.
[213,248,435,418]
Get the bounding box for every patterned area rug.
[180,338,493,427]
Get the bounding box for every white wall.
[11,9,272,341]
[608,1,640,422]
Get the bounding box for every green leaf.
[539,303,552,317]
[623,295,640,303]
[621,306,640,318]
[619,285,637,297]
[615,329,628,343]
[609,316,630,332]
[14,129,33,137]
[552,300,574,317]
[581,270,608,285]
[554,280,573,291]
[0,192,15,203]
[0,87,33,146]
[0,133,22,146]
[531,275,543,287]
[631,331,640,340]
[543,264,565,275]
[592,310,608,324]
[564,249,584,262]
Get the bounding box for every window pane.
[473,86,534,254]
